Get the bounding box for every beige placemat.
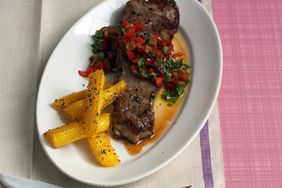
[0,0,41,178]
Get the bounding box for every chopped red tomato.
[160,40,172,47]
[123,20,129,27]
[125,28,136,38]
[145,58,154,66]
[126,50,136,60]
[179,73,188,80]
[166,81,176,89]
[158,68,164,75]
[132,58,140,64]
[93,60,105,70]
[134,37,145,45]
[154,77,164,87]
[133,22,143,31]
[152,34,159,41]
[130,65,139,72]
[148,68,155,73]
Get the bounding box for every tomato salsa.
[79,21,191,102]
[122,20,190,102]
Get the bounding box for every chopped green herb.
[162,46,169,54]
[137,58,146,67]
[160,64,172,82]
[176,85,186,96]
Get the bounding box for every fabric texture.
[0,0,41,178]
[213,0,282,187]
[0,0,224,187]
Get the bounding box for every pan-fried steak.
[112,0,179,143]
[123,0,179,40]
[112,52,158,143]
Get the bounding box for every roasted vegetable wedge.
[44,113,110,148]
[61,80,127,121]
[54,90,87,110]
[82,70,105,136]
[62,99,85,121]
[45,69,126,167]
[54,82,115,110]
[44,121,84,148]
[88,133,120,167]
[101,80,127,108]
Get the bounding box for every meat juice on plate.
[126,33,191,155]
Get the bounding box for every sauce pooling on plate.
[126,33,191,155]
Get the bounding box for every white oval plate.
[36,0,222,186]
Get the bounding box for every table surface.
[213,0,282,187]
[0,0,282,187]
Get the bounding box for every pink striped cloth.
[213,0,282,187]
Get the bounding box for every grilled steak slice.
[112,0,179,143]
[123,0,179,40]
[112,51,158,143]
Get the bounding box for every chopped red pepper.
[173,77,179,83]
[126,50,136,60]
[152,45,159,51]
[133,22,143,31]
[160,40,172,47]
[132,58,140,64]
[93,60,105,70]
[123,20,129,27]
[152,34,159,41]
[78,70,89,77]
[179,73,188,80]
[125,27,136,38]
[166,81,176,89]
[136,46,145,54]
[158,68,164,75]
[125,38,131,44]
[154,77,163,87]
[145,58,154,66]
[134,37,145,45]
[148,68,155,73]
[155,49,164,58]
[78,66,94,77]
[130,65,139,72]
[169,44,174,53]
